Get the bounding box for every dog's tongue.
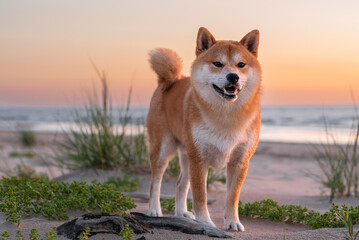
[225,86,237,93]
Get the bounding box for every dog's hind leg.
[175,146,195,219]
[148,134,177,217]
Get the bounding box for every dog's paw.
[225,219,244,231]
[148,208,163,217]
[175,211,195,219]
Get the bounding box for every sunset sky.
[1,0,359,107]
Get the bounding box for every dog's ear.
[196,27,216,56]
[240,30,259,57]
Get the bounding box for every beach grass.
[310,117,359,202]
[19,130,36,147]
[53,66,148,171]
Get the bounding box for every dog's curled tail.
[149,48,182,89]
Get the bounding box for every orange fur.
[147,27,262,231]
[149,48,183,90]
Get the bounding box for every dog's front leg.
[224,146,252,231]
[188,150,215,227]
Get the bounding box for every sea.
[0,106,358,144]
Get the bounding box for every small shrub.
[238,199,359,230]
[1,228,59,240]
[161,198,192,212]
[0,164,47,180]
[333,204,359,240]
[1,231,9,240]
[103,176,139,192]
[13,164,47,180]
[119,224,133,240]
[16,230,24,240]
[207,168,226,188]
[166,155,180,177]
[0,176,136,225]
[78,227,91,240]
[45,227,57,240]
[166,157,226,189]
[19,130,36,147]
[30,229,39,240]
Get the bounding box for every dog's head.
[191,27,261,105]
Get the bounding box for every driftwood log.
[57,212,233,239]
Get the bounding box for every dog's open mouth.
[212,84,241,100]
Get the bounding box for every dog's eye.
[237,62,246,68]
[213,62,223,68]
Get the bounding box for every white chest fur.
[191,124,243,169]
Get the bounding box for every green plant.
[166,154,180,177]
[55,86,125,170]
[16,230,24,240]
[78,227,91,240]
[310,118,359,202]
[237,199,359,230]
[207,168,226,188]
[121,119,149,168]
[103,176,139,192]
[30,229,39,240]
[1,231,9,240]
[13,164,47,180]
[1,228,60,240]
[160,198,192,212]
[0,176,136,225]
[120,224,133,240]
[9,152,36,158]
[45,227,57,240]
[9,151,36,158]
[166,156,226,189]
[19,130,36,147]
[0,164,47,180]
[54,66,147,171]
[333,204,359,240]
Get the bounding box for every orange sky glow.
[1,0,359,107]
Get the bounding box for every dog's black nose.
[226,73,239,84]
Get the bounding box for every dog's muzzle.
[212,83,242,100]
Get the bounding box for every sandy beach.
[1,130,358,239]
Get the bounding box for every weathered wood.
[130,212,233,238]
[124,192,216,204]
[56,213,145,239]
[56,212,233,239]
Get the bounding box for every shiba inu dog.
[146,27,261,231]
